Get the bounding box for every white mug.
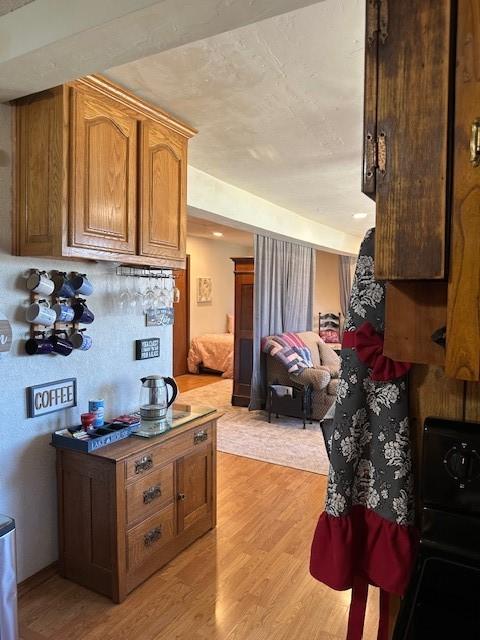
[25,301,56,326]
[26,271,55,296]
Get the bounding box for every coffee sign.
[0,313,12,353]
[27,378,77,418]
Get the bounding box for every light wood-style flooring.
[177,373,223,393]
[19,453,380,640]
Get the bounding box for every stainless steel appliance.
[139,375,178,436]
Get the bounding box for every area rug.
[179,379,330,475]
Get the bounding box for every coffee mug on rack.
[71,331,93,351]
[25,300,56,326]
[26,270,55,296]
[49,334,73,356]
[52,303,75,323]
[52,273,75,298]
[25,336,54,355]
[72,301,95,324]
[70,274,93,296]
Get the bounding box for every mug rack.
[115,265,174,280]
[25,269,94,356]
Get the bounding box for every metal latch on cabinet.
[470,118,480,167]
[364,131,387,182]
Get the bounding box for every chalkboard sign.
[136,338,160,360]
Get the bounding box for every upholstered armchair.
[264,331,340,421]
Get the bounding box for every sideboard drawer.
[126,463,174,527]
[125,424,213,481]
[127,504,175,572]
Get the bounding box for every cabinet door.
[374,0,453,280]
[70,88,137,254]
[176,444,213,534]
[446,0,480,381]
[139,120,187,261]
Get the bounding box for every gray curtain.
[339,255,354,320]
[250,235,315,410]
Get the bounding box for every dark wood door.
[176,444,213,534]
[139,119,186,261]
[173,256,190,377]
[70,88,138,254]
[231,257,254,407]
[371,0,454,280]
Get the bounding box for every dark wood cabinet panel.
[372,0,454,280]
[384,281,447,367]
[232,257,254,407]
[139,120,187,261]
[70,88,138,254]
[446,0,480,381]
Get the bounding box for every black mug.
[72,302,95,324]
[25,337,54,355]
[49,335,74,356]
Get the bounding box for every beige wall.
[313,249,341,331]
[186,236,252,339]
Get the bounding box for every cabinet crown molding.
[72,74,198,139]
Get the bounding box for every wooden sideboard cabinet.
[55,412,217,603]
[14,75,195,268]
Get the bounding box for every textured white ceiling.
[107,0,375,236]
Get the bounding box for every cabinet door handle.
[193,430,208,445]
[143,484,161,504]
[177,492,186,501]
[143,526,162,547]
[134,455,153,474]
[470,118,480,167]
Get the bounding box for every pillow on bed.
[227,314,234,333]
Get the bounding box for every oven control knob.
[444,447,480,485]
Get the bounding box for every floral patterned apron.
[310,229,418,640]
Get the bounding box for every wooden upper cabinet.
[139,120,186,261]
[364,0,454,280]
[14,75,196,268]
[70,89,137,255]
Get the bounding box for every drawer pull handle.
[194,430,208,445]
[143,484,162,504]
[177,492,186,501]
[135,455,153,474]
[144,526,162,547]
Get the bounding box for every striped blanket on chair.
[262,332,313,374]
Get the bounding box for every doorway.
[173,255,190,377]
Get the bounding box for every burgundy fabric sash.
[342,322,411,381]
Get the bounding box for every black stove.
[394,417,480,640]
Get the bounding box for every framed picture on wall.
[197,277,212,304]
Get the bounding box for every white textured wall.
[0,104,173,581]
[187,236,252,339]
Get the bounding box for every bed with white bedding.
[187,333,234,378]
